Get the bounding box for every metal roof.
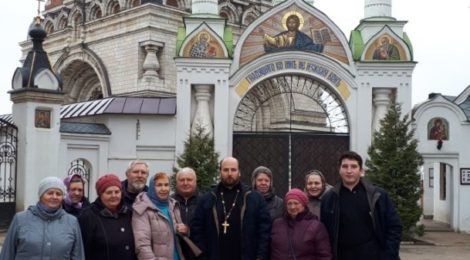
[60,122,111,135]
[0,114,14,126]
[60,97,176,119]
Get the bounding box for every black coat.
[121,180,148,209]
[78,198,137,260]
[62,197,91,217]
[171,192,202,226]
[264,194,284,221]
[191,182,271,260]
[320,179,402,260]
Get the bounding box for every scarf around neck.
[35,201,63,220]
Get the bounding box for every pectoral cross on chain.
[222,220,230,234]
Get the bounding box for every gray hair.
[125,160,149,176]
[176,167,197,179]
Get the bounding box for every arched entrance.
[233,74,349,196]
[61,60,104,104]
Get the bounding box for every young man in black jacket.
[321,151,402,260]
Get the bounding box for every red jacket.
[271,210,332,260]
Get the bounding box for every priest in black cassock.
[191,157,271,260]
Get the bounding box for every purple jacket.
[270,210,332,260]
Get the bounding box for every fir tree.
[365,102,424,240]
[172,125,220,192]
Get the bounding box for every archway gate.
[232,74,350,197]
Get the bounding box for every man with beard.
[122,160,149,208]
[191,157,271,260]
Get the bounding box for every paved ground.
[1,219,470,258]
[400,219,470,260]
[400,231,470,259]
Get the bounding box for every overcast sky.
[1,0,469,115]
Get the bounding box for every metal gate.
[232,73,350,197]
[0,118,18,229]
[233,132,349,197]
[68,159,91,199]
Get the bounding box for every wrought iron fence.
[0,118,18,229]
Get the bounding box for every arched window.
[107,1,121,15]
[57,16,68,30]
[44,21,54,34]
[67,159,92,199]
[89,5,103,20]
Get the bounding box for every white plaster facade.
[413,90,470,232]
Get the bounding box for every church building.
[5,0,451,230]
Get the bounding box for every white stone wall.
[414,95,470,232]
[175,58,232,158]
[59,133,110,201]
[59,114,177,201]
[355,63,414,158]
[12,99,63,210]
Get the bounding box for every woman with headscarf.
[304,170,332,218]
[132,172,187,260]
[62,173,90,217]
[251,166,284,220]
[270,188,332,260]
[78,174,137,260]
[0,176,84,260]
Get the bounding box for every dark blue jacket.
[190,182,271,260]
[320,179,402,260]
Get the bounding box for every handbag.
[177,233,203,258]
[173,203,203,259]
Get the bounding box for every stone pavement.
[400,219,470,260]
[1,220,470,258]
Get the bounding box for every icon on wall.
[428,117,449,140]
[263,11,324,53]
[364,34,406,61]
[35,109,51,129]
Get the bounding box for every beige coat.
[132,192,185,260]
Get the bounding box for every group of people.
[0,151,403,260]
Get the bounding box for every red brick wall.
[45,0,64,10]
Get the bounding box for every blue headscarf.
[146,174,180,260]
[147,175,169,208]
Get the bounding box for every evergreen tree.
[365,102,424,240]
[172,125,220,192]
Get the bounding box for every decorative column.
[141,40,164,80]
[372,88,392,132]
[191,84,213,137]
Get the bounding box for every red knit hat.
[95,174,121,196]
[285,188,308,207]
